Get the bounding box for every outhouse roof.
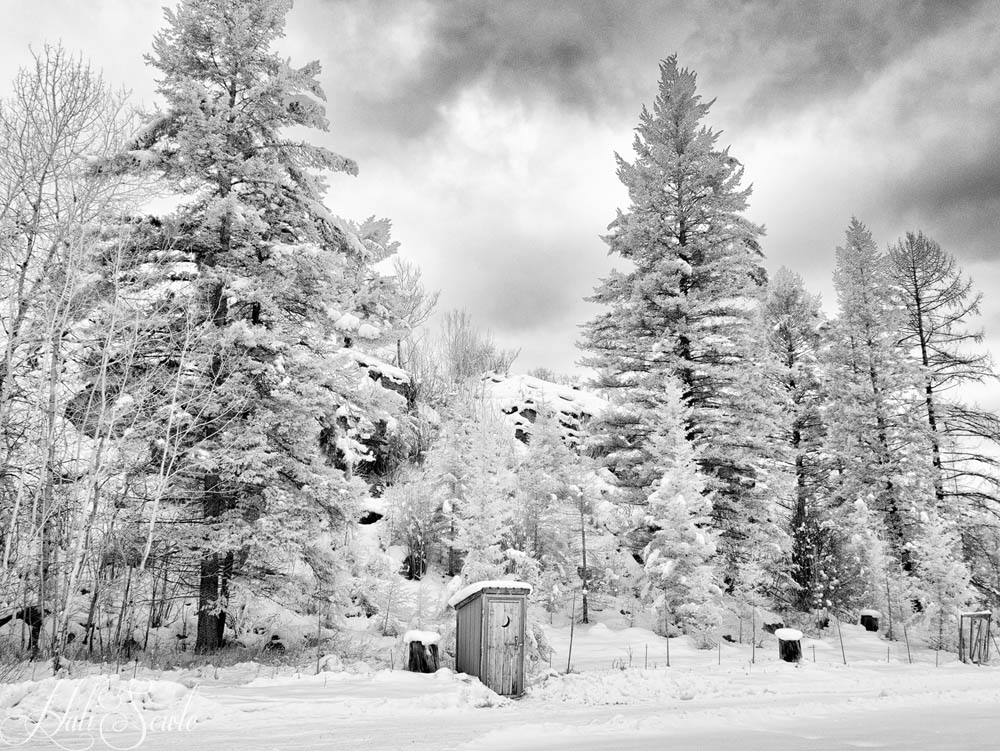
[448,580,532,609]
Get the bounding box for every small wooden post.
[566,591,576,673]
[835,616,847,665]
[885,573,895,640]
[315,596,323,675]
[902,622,912,664]
[664,608,671,668]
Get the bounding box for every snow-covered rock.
[317,654,345,672]
[480,373,607,444]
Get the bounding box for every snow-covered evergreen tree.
[641,378,721,640]
[908,510,975,649]
[762,268,830,609]
[420,394,519,581]
[580,56,787,578]
[105,0,403,650]
[839,497,913,630]
[824,219,931,569]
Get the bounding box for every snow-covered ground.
[3,619,1000,750]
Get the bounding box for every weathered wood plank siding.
[455,593,482,676]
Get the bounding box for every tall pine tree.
[111,0,397,650]
[581,56,785,577]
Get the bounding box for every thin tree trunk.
[579,503,589,624]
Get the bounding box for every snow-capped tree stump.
[775,628,803,663]
[404,630,441,673]
[860,609,880,632]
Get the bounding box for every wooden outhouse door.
[485,598,523,695]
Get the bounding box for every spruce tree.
[824,219,931,569]
[762,268,829,609]
[114,0,396,650]
[581,56,785,576]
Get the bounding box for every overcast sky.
[3,0,1000,391]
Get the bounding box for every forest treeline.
[0,0,997,660]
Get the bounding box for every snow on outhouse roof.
[447,580,532,608]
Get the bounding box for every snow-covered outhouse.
[448,580,531,696]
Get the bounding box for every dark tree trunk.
[407,640,437,673]
[196,472,230,652]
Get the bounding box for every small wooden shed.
[448,580,531,696]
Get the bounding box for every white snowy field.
[2,620,1000,750]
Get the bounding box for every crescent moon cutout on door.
[502,615,511,627]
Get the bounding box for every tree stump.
[775,628,803,663]
[404,630,441,673]
[407,641,430,672]
[860,609,880,632]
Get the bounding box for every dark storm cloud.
[882,149,1000,259]
[313,0,670,138]
[297,0,1000,371]
[313,0,992,137]
[694,0,990,121]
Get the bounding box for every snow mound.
[317,654,345,672]
[0,674,225,741]
[421,670,510,710]
[243,668,508,711]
